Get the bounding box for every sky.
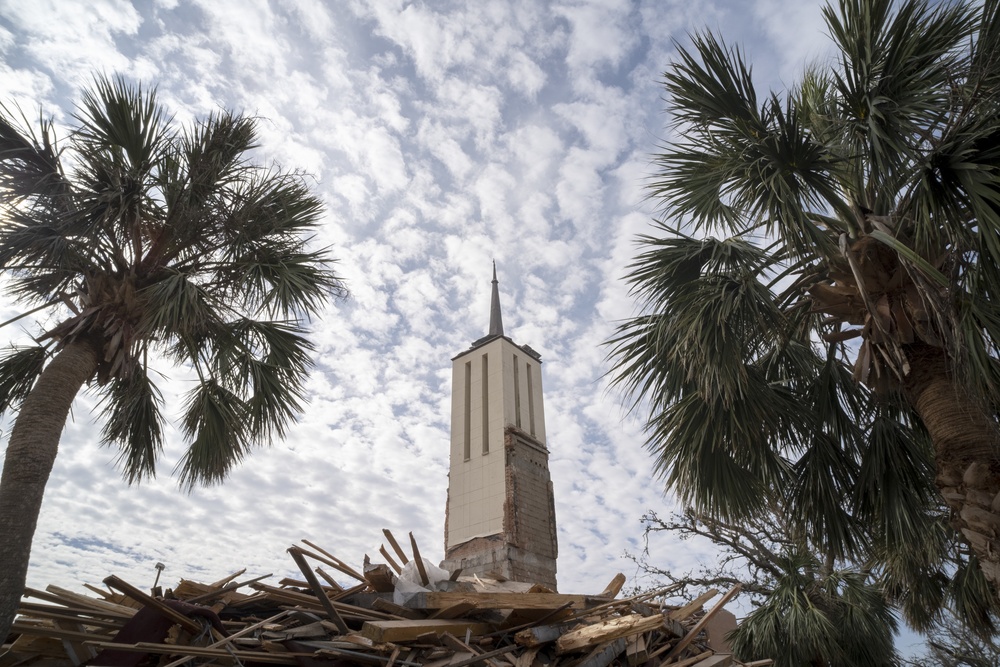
[0,0,838,621]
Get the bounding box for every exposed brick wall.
[504,429,557,561]
[440,426,558,590]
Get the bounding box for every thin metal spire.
[489,261,504,337]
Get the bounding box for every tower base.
[441,535,558,591]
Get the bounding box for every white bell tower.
[442,264,558,589]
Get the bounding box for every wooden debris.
[0,532,763,667]
[361,620,493,643]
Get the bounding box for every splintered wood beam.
[383,529,410,565]
[103,576,201,634]
[287,547,349,634]
[661,585,741,663]
[667,589,719,622]
[380,545,403,574]
[555,612,666,654]
[599,574,626,599]
[409,532,430,586]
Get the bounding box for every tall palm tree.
[608,0,1000,600]
[0,76,345,641]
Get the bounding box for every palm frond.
[950,555,997,635]
[97,365,164,484]
[212,318,314,441]
[0,345,47,417]
[175,379,249,490]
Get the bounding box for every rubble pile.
[1,531,768,667]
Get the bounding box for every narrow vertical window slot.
[482,354,490,454]
[464,361,472,460]
[513,354,521,429]
[527,361,536,437]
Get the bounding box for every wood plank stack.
[1,531,769,667]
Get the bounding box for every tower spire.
[489,261,504,337]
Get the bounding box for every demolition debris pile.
[1,531,767,667]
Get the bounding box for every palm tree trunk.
[0,339,99,645]
[903,345,1000,587]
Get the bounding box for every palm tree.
[608,0,1000,602]
[0,76,345,641]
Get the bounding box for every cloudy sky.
[0,0,834,611]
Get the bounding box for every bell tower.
[441,264,558,590]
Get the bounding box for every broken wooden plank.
[383,529,410,565]
[380,545,404,574]
[405,591,601,612]
[409,532,431,586]
[598,573,626,599]
[365,562,397,593]
[301,539,367,582]
[28,587,135,618]
[251,582,397,621]
[360,619,493,643]
[667,589,719,622]
[287,547,349,634]
[15,604,124,629]
[555,612,665,654]
[430,601,477,620]
[295,544,367,584]
[372,597,426,620]
[662,585,741,662]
